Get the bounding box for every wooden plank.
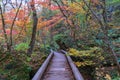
[41,52,75,80]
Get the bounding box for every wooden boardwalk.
[41,52,74,80]
[32,50,84,80]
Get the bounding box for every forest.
[0,0,120,80]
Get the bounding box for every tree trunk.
[9,0,22,51]
[0,5,10,51]
[27,0,38,54]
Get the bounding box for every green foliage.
[53,33,75,48]
[0,54,31,80]
[68,47,104,67]
[94,39,104,46]
[0,51,47,80]
[110,70,120,79]
[107,0,120,5]
[15,43,29,52]
[95,67,120,80]
[112,77,120,80]
[68,47,120,80]
[113,10,120,24]
[53,34,64,41]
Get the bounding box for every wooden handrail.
[32,50,54,80]
[61,50,84,80]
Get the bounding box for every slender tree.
[0,5,10,51]
[27,0,38,54]
[10,0,22,51]
[0,0,22,52]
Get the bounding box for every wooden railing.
[32,49,54,80]
[61,50,84,80]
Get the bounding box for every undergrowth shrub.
[0,51,47,80]
[15,43,29,52]
[68,47,120,79]
[69,47,104,67]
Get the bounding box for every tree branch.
[10,0,22,50]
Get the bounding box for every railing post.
[50,49,53,53]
